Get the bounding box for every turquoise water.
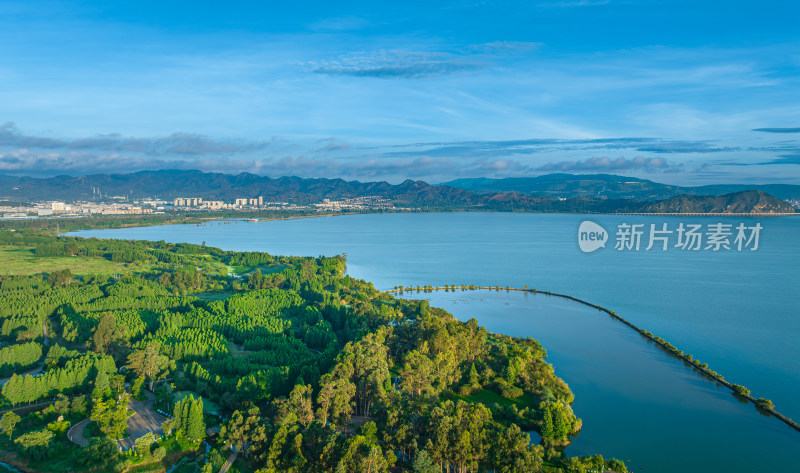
[71,212,800,471]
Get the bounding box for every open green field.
[195,291,236,301]
[0,245,151,276]
[228,264,288,276]
[173,391,221,415]
[227,340,248,359]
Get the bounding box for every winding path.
[218,449,238,473]
[0,365,43,385]
[0,401,52,416]
[118,391,167,450]
[67,391,167,449]
[67,418,91,447]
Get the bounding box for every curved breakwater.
[387,284,800,433]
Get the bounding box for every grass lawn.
[173,391,221,415]
[0,245,151,276]
[194,292,235,301]
[227,341,248,359]
[228,264,288,276]
[194,257,231,278]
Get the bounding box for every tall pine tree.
[186,398,205,441]
[171,395,205,440]
[1,374,24,406]
[541,405,554,440]
[553,404,568,439]
[93,370,110,399]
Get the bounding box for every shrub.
[732,384,750,397]
[14,429,54,460]
[500,386,524,398]
[755,398,775,410]
[46,420,71,436]
[153,446,167,461]
[134,432,156,457]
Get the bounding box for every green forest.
[0,224,626,473]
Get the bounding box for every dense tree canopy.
[0,228,627,473]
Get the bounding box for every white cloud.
[536,156,679,172]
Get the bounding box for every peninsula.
[0,225,627,473]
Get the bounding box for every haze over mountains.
[0,170,481,207]
[444,174,800,201]
[0,170,795,214]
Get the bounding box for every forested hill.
[0,170,793,214]
[532,190,797,214]
[0,228,627,473]
[443,174,800,201]
[638,190,796,214]
[472,190,796,214]
[0,170,483,206]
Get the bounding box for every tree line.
[0,229,626,472]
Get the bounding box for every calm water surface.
[72,212,800,472]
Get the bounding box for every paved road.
[0,365,43,385]
[219,450,238,473]
[68,391,167,450]
[67,418,91,447]
[0,401,52,416]
[118,391,167,451]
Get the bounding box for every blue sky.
[0,0,799,184]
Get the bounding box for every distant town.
[0,195,400,219]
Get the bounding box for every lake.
[71,212,800,472]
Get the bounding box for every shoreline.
[387,285,800,434]
[0,453,36,473]
[56,211,355,235]
[45,207,800,235]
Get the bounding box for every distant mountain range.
[0,170,795,214]
[481,190,795,214]
[443,174,800,201]
[0,170,485,207]
[638,190,796,214]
